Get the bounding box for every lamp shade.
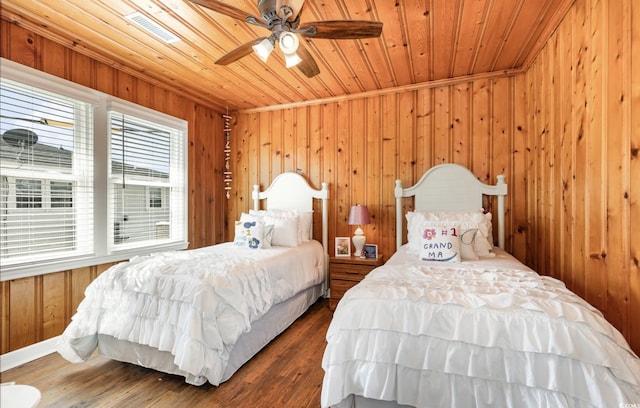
[279,32,300,54]
[348,205,370,226]
[284,52,302,68]
[252,37,274,62]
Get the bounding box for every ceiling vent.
[125,12,180,44]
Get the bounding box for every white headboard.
[394,163,507,251]
[251,172,330,257]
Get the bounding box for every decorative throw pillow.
[407,210,494,259]
[458,227,479,261]
[240,213,274,248]
[233,219,265,249]
[419,224,461,262]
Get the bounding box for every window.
[16,179,42,209]
[1,77,93,264]
[149,187,163,208]
[51,181,73,208]
[108,107,185,249]
[0,58,188,279]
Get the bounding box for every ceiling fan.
[189,0,383,77]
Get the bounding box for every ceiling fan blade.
[295,42,320,78]
[277,0,306,22]
[216,37,267,65]
[188,0,257,22]
[300,20,383,39]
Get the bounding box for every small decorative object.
[348,205,370,257]
[223,113,232,199]
[335,237,351,257]
[363,244,378,259]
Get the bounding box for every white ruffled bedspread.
[57,244,298,385]
[322,250,640,407]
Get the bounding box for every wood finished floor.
[1,298,332,408]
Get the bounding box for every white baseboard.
[1,336,59,372]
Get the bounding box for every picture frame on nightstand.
[335,237,351,257]
[363,244,378,259]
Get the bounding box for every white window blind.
[0,78,94,265]
[108,110,186,249]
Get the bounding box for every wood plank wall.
[228,73,528,285]
[226,0,639,355]
[0,21,226,353]
[524,0,639,353]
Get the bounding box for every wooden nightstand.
[329,255,384,310]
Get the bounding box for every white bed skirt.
[97,282,324,385]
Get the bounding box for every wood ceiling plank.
[486,0,527,71]
[297,38,356,96]
[376,0,413,86]
[491,0,547,70]
[338,1,387,91]
[451,0,487,77]
[471,0,519,73]
[431,0,458,79]
[298,1,359,95]
[334,0,397,91]
[402,0,431,84]
[515,0,574,69]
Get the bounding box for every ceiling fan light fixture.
[279,32,299,54]
[284,52,303,68]
[252,37,275,62]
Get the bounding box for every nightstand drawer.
[330,265,371,280]
[330,279,358,300]
[329,255,384,311]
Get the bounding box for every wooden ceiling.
[1,0,573,112]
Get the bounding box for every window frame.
[0,58,188,281]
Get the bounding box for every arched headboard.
[394,164,507,251]
[251,172,330,267]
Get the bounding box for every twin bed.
[321,164,640,407]
[57,172,329,386]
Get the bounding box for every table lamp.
[348,205,370,257]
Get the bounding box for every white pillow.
[419,224,461,262]
[250,209,311,245]
[263,224,275,247]
[240,213,274,248]
[233,219,265,249]
[298,212,313,241]
[407,210,494,259]
[266,209,313,241]
[249,209,300,247]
